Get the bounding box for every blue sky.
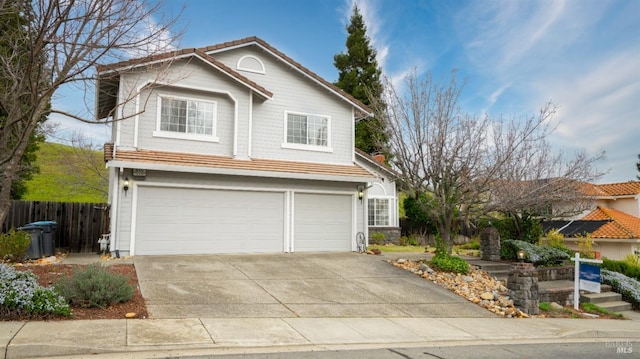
[52,0,639,183]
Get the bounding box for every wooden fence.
[1,201,110,253]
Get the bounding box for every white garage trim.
[128,181,357,255]
[130,181,289,255]
[291,192,356,252]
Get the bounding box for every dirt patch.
[11,263,148,321]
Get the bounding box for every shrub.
[458,237,480,250]
[539,302,551,311]
[370,232,385,245]
[54,264,134,308]
[576,234,595,259]
[0,229,31,262]
[624,253,640,267]
[602,258,640,281]
[0,263,70,319]
[502,239,570,266]
[543,229,572,256]
[430,253,469,274]
[601,269,640,309]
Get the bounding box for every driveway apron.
[133,253,494,319]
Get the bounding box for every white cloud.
[448,0,639,182]
[530,49,640,183]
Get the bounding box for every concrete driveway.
[133,253,494,319]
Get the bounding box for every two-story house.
[97,37,398,256]
[543,181,640,259]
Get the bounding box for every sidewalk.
[2,253,638,358]
[2,316,639,359]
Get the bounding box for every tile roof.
[199,36,372,116]
[583,207,640,239]
[592,181,640,197]
[104,147,374,180]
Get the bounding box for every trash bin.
[18,226,44,259]
[21,221,57,257]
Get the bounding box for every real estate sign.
[572,253,603,310]
[579,263,601,293]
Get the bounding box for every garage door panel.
[135,187,284,255]
[294,193,352,252]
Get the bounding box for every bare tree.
[0,0,181,224]
[370,69,603,254]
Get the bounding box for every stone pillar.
[507,262,539,315]
[480,227,501,261]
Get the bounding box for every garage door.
[135,186,284,255]
[294,193,352,252]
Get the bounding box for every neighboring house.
[97,36,398,256]
[543,181,640,260]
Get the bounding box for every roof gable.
[200,36,372,118]
[95,48,274,120]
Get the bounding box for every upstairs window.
[284,112,330,150]
[159,96,216,136]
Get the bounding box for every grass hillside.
[21,142,108,203]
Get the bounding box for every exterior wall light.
[123,177,129,196]
[517,249,526,262]
[357,185,364,202]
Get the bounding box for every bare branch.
[370,69,604,253]
[0,0,183,224]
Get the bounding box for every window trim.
[153,94,220,142]
[281,110,333,153]
[368,197,393,227]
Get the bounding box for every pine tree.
[0,1,46,200]
[636,154,640,180]
[334,5,387,157]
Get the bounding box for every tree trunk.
[0,157,18,225]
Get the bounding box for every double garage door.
[134,186,352,255]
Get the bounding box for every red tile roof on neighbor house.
[104,145,374,180]
[582,181,640,197]
[583,207,640,239]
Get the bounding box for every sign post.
[571,252,603,310]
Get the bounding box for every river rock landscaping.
[389,258,626,319]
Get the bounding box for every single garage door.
[294,193,352,252]
[135,186,285,255]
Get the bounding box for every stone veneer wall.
[507,262,539,315]
[536,266,574,282]
[368,227,401,245]
[480,227,501,261]
[539,288,575,307]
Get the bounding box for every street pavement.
[1,253,639,359]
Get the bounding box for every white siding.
[117,60,253,158]
[214,47,355,165]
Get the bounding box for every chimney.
[372,153,386,164]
